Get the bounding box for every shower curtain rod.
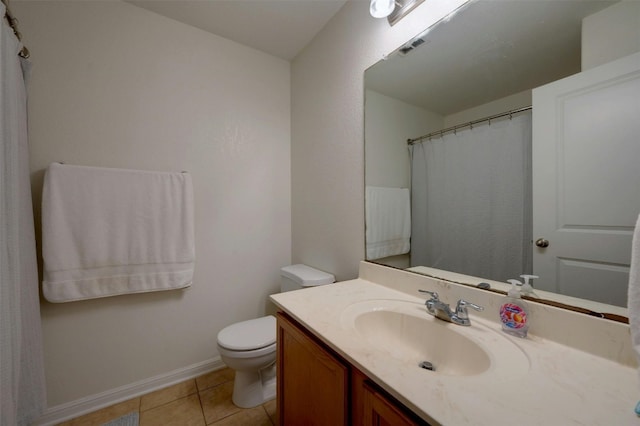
[2,0,30,58]
[407,105,532,145]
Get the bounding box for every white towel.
[629,213,640,388]
[365,186,411,260]
[42,163,195,302]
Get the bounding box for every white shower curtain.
[410,112,532,282]
[0,4,46,425]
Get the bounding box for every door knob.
[535,238,549,248]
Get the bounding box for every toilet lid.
[217,315,276,351]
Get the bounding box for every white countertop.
[271,275,638,425]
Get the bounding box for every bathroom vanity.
[270,262,637,425]
[277,311,426,425]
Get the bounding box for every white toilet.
[216,264,335,408]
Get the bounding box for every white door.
[532,52,640,307]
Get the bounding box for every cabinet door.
[362,380,426,426]
[277,312,348,426]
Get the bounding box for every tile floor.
[57,368,277,426]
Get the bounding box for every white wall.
[582,0,640,70]
[291,0,468,280]
[13,0,291,408]
[365,89,443,188]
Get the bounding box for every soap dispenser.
[520,274,539,298]
[499,279,529,338]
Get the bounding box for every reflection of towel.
[629,213,640,404]
[365,186,411,260]
[42,163,195,302]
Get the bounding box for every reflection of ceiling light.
[370,0,426,26]
[369,0,396,19]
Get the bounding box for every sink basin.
[341,299,530,380]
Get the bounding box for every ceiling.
[127,0,348,60]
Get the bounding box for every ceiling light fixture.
[370,0,426,25]
[369,0,395,19]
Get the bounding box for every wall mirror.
[364,0,640,321]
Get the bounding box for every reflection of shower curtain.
[410,112,532,282]
[0,5,46,424]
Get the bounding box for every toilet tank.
[280,264,335,292]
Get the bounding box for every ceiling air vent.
[399,38,427,56]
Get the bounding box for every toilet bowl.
[216,264,335,408]
[217,315,277,408]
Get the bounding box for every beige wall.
[14,0,291,408]
[291,0,468,280]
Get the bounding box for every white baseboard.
[33,357,225,426]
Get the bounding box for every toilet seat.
[217,315,276,352]
[217,341,276,359]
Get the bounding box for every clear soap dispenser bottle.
[499,279,529,338]
[520,274,539,298]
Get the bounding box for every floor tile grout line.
[140,374,233,414]
[203,403,243,425]
[262,404,275,426]
[195,381,234,395]
[195,389,208,425]
[143,379,206,412]
[139,389,200,414]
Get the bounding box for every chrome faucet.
[418,290,484,326]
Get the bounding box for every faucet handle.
[418,289,439,300]
[455,299,484,317]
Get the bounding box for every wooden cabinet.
[277,312,349,425]
[362,380,424,426]
[352,369,426,426]
[277,312,429,426]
